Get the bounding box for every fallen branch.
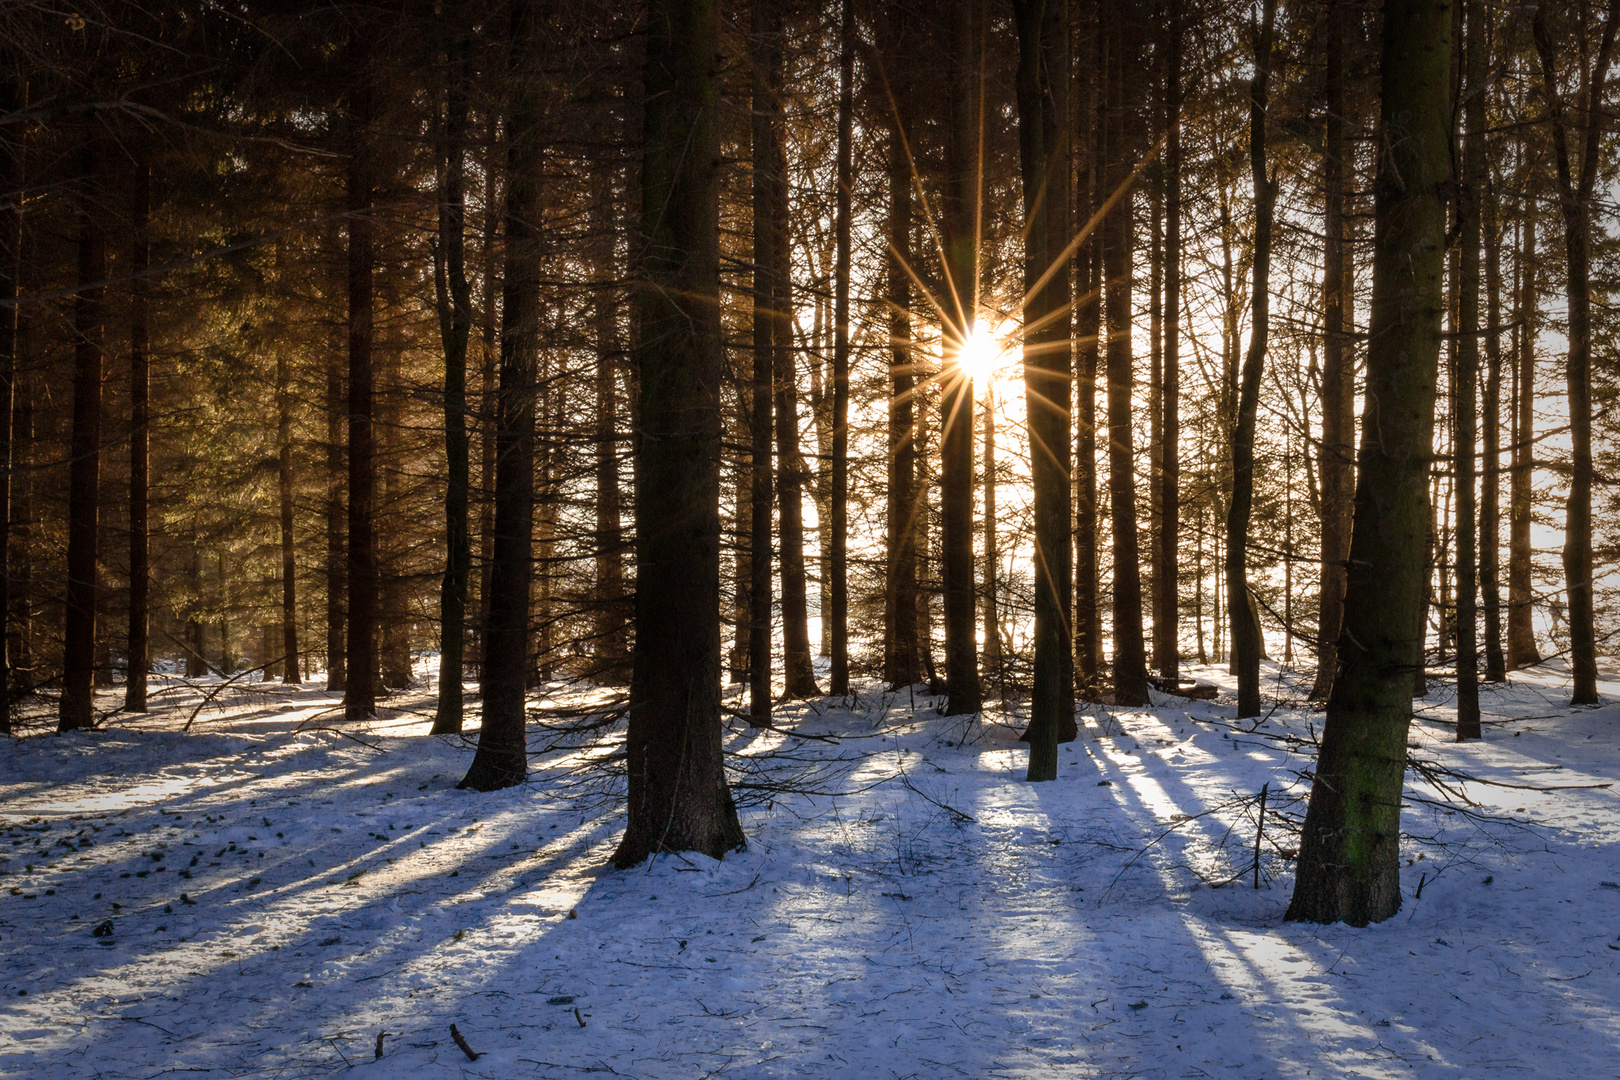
[450,1023,481,1062]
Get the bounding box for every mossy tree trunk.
[1287,0,1451,927]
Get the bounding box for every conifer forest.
[4,0,1620,1076]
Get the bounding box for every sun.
[959,321,1012,392]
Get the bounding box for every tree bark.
[883,10,922,688]
[60,138,105,733]
[1532,0,1618,707]
[591,171,629,680]
[343,36,377,721]
[748,2,777,722]
[1014,0,1072,778]
[1481,165,1506,683]
[1454,0,1486,739]
[324,235,346,691]
[1155,5,1181,681]
[0,79,18,730]
[982,384,1002,698]
[829,0,853,697]
[1506,175,1540,669]
[941,0,983,716]
[614,0,745,867]
[760,0,818,701]
[432,25,472,731]
[1287,0,1450,926]
[123,153,151,710]
[1074,2,1102,697]
[1227,0,1278,720]
[276,343,298,683]
[1102,0,1148,707]
[1312,0,1355,702]
[461,0,542,789]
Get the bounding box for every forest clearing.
[3,659,1618,1078]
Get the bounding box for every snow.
[3,660,1619,1078]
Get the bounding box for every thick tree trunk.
[1312,0,1355,702]
[343,40,378,721]
[1227,0,1278,720]
[1454,0,1486,738]
[1014,0,1072,778]
[941,0,982,716]
[461,0,541,789]
[1532,0,1618,707]
[615,0,745,867]
[60,140,105,733]
[125,156,150,710]
[1102,0,1148,707]
[1506,182,1540,668]
[432,28,472,731]
[829,0,853,697]
[1288,0,1450,926]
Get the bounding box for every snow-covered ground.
[2,659,1618,1078]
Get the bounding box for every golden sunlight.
[961,320,1018,392]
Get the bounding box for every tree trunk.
[1454,0,1485,739]
[1227,0,1277,720]
[759,0,818,701]
[1155,6,1181,681]
[614,0,745,867]
[1102,0,1149,707]
[124,154,150,710]
[829,0,853,697]
[325,228,346,692]
[1532,0,1618,707]
[1014,0,1072,778]
[0,79,17,730]
[1288,0,1450,926]
[883,11,921,689]
[941,0,982,716]
[60,139,105,733]
[1506,176,1540,668]
[1312,0,1355,702]
[476,113,499,678]
[343,37,378,721]
[9,354,29,698]
[432,27,472,730]
[276,345,298,684]
[1481,166,1506,683]
[591,172,629,680]
[461,0,542,790]
[1074,3,1102,697]
[748,3,777,722]
[981,384,1002,697]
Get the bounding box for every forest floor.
[2,657,1619,1078]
